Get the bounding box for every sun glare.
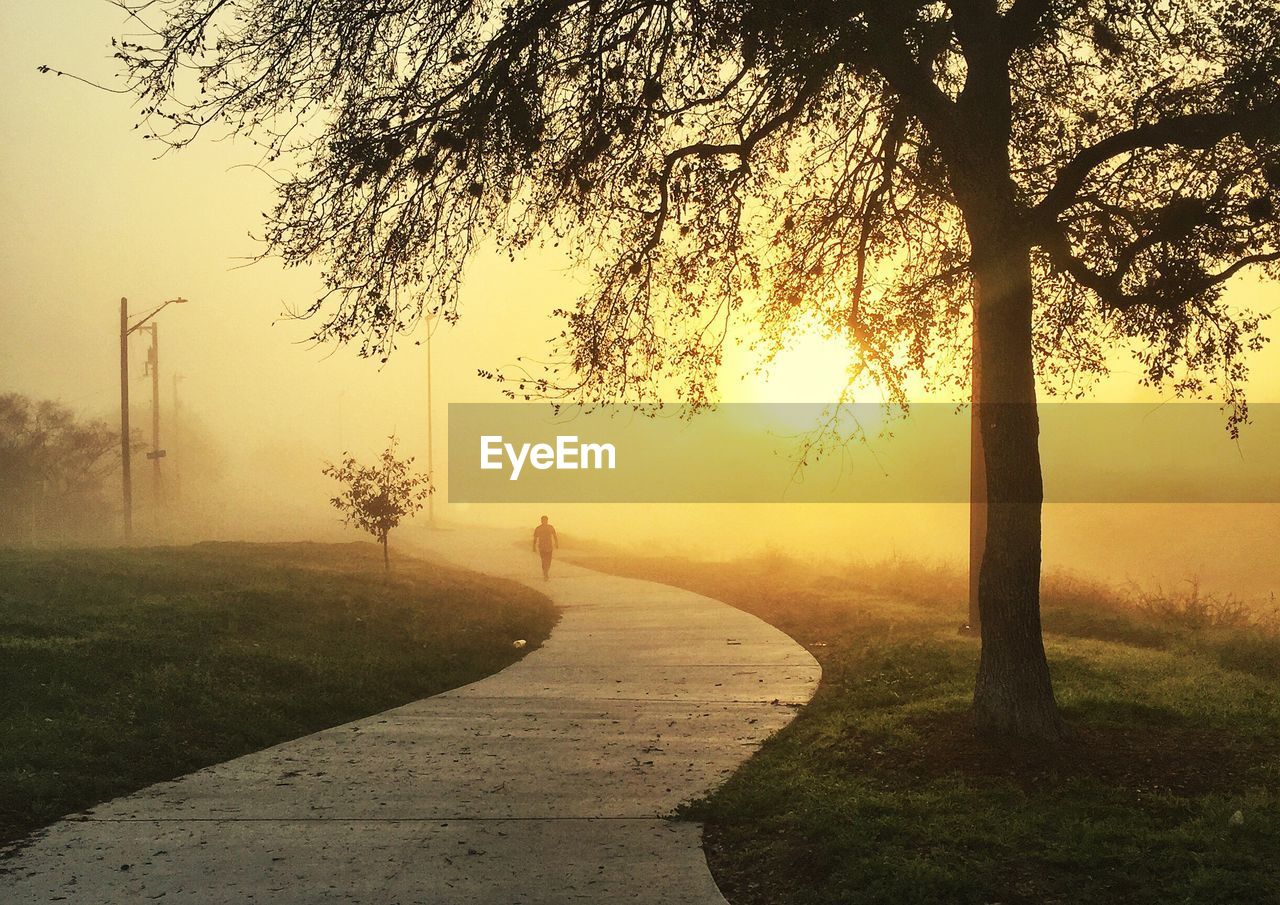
[733,327,858,404]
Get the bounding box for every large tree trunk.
[969,228,1064,742]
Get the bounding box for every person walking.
[532,515,559,581]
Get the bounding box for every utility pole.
[143,323,163,512]
[119,296,188,540]
[426,320,435,526]
[120,298,133,541]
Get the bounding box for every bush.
[1132,579,1254,631]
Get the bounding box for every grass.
[0,541,557,847]
[572,551,1280,905]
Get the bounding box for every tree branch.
[859,8,957,136]
[1043,225,1280,311]
[638,69,827,262]
[1000,0,1056,52]
[1033,104,1279,222]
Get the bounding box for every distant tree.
[0,394,123,544]
[322,437,432,572]
[106,1,1280,740]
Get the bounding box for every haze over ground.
[2,1,1277,599]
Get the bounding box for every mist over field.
[6,1,1280,900]
[2,0,1277,608]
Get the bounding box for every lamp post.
[120,299,131,540]
[143,322,162,512]
[120,296,188,541]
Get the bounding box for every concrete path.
[2,528,820,903]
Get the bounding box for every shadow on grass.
[575,551,1280,905]
[837,707,1274,797]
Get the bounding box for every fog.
[2,0,1278,606]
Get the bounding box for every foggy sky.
[2,1,1278,600]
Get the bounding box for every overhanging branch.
[1033,104,1279,223]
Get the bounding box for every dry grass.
[572,548,1280,905]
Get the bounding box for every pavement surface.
[1,528,820,903]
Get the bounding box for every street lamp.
[120,296,188,541]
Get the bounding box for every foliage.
[321,436,432,563]
[105,0,1279,413]
[0,393,124,544]
[1130,577,1256,630]
[0,542,557,846]
[99,0,1280,737]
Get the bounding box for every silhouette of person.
[532,515,559,581]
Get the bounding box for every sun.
[730,327,860,404]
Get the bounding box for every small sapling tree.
[322,436,432,572]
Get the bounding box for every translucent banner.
[447,403,1280,503]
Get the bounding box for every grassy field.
[0,541,556,846]
[574,551,1280,905]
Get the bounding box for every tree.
[107,1,1280,740]
[0,394,124,545]
[322,437,432,572]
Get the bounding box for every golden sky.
[2,2,1277,592]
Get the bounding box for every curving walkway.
[2,528,820,904]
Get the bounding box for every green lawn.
[574,552,1280,905]
[0,541,556,846]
